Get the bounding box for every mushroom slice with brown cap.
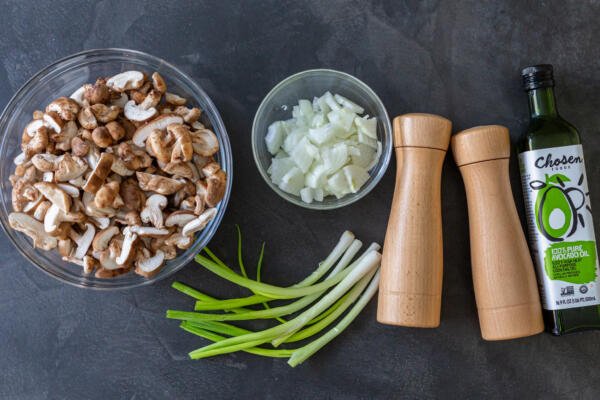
[162,161,196,180]
[22,192,43,213]
[111,93,129,109]
[201,161,221,177]
[44,204,85,233]
[136,172,184,195]
[150,236,176,260]
[165,210,197,228]
[152,73,167,94]
[55,154,88,182]
[111,158,135,176]
[43,112,65,133]
[191,129,219,156]
[182,208,217,236]
[173,106,201,124]
[94,181,122,209]
[93,237,123,271]
[95,267,129,278]
[84,79,111,105]
[24,126,49,157]
[135,250,165,278]
[167,124,193,162]
[83,152,114,194]
[140,194,167,228]
[165,232,194,250]
[24,119,45,137]
[119,179,145,211]
[92,226,119,252]
[107,71,145,92]
[147,129,174,163]
[58,239,73,257]
[34,182,71,212]
[164,92,186,106]
[77,107,98,130]
[205,169,227,207]
[132,114,183,147]
[91,104,121,124]
[129,226,170,237]
[45,97,80,121]
[124,100,157,122]
[31,153,60,172]
[140,90,162,110]
[53,121,78,151]
[33,200,52,221]
[56,183,80,198]
[82,192,116,218]
[9,212,58,250]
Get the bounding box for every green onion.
[187,250,380,359]
[167,230,381,366]
[288,270,381,367]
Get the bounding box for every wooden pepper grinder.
[378,113,452,328]
[451,125,544,340]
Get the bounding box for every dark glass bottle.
[518,64,600,335]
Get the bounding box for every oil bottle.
[518,64,600,334]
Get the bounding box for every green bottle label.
[519,144,600,310]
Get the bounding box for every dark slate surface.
[1,1,600,399]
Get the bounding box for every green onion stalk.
[166,230,381,366]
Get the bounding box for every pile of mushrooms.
[8,70,227,278]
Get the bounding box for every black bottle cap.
[521,64,554,91]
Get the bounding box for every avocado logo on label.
[530,173,588,242]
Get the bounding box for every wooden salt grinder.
[377,113,452,328]
[451,125,544,340]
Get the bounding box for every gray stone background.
[1,0,600,399]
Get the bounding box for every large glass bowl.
[0,49,233,289]
[252,69,392,210]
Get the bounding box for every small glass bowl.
[252,69,392,210]
[0,49,233,289]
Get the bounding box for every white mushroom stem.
[90,216,110,230]
[74,223,95,260]
[129,226,169,236]
[116,228,137,265]
[182,208,218,236]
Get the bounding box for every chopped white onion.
[265,92,382,203]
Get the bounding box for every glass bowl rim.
[0,48,233,290]
[251,68,392,210]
